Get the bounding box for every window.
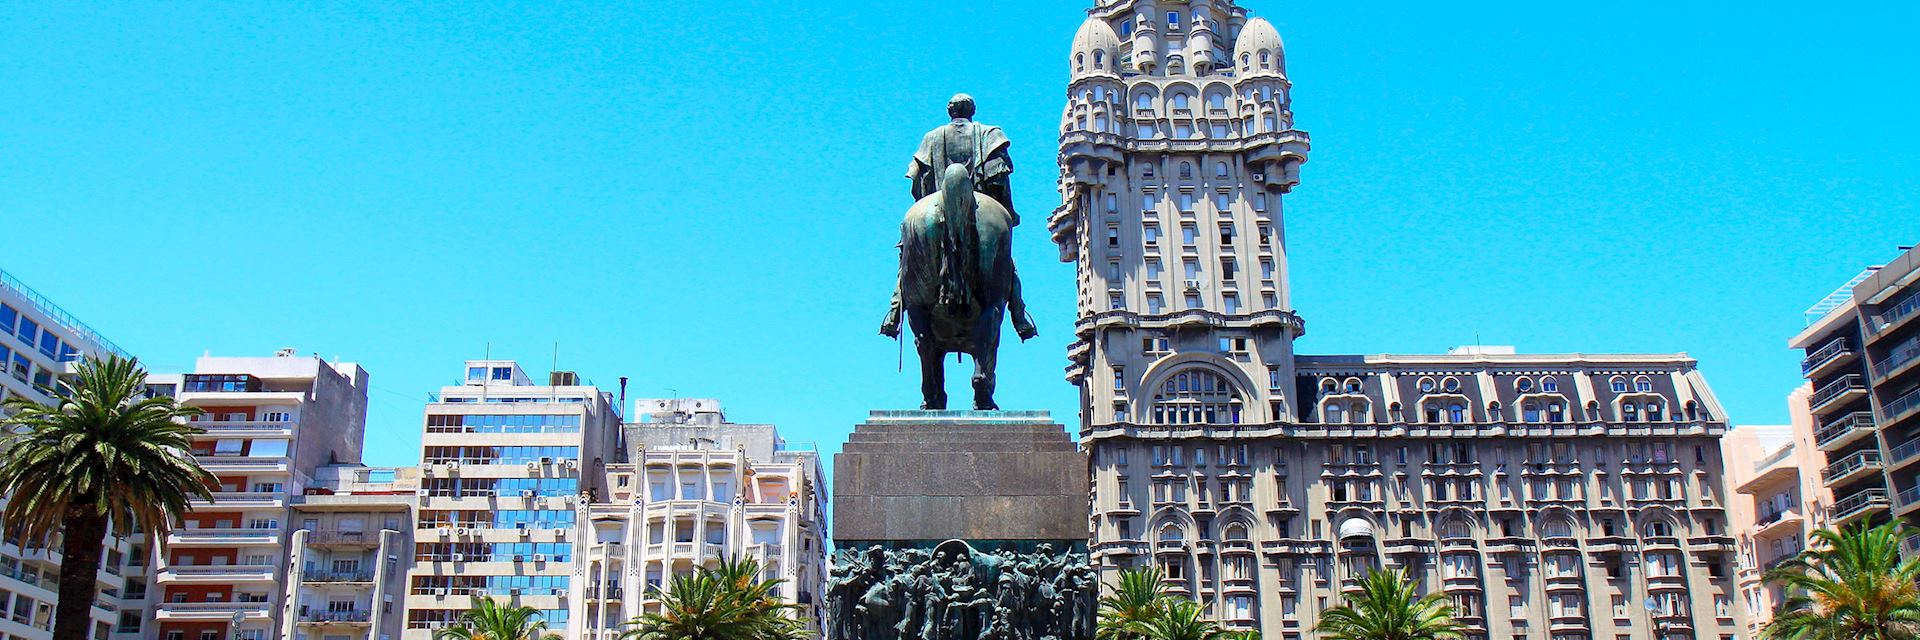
[1179,163,1194,179]
[1146,259,1163,280]
[1147,294,1165,314]
[1609,376,1627,392]
[1542,376,1558,392]
[1223,294,1240,314]
[1516,377,1533,392]
[1443,377,1461,392]
[1171,93,1190,111]
[1182,225,1198,245]
[1209,94,1227,111]
[1144,224,1160,244]
[1635,376,1653,392]
[490,367,512,381]
[1418,377,1436,393]
[1148,368,1244,425]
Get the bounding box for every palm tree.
[620,555,803,640]
[434,596,558,640]
[1761,521,1920,640]
[0,355,213,640]
[1315,568,1464,640]
[1098,566,1171,640]
[1127,598,1226,640]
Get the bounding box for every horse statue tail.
[937,163,980,312]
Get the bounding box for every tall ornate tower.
[1048,1,1310,431]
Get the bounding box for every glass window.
[0,305,16,334]
[17,317,39,342]
[490,367,512,380]
[467,367,485,381]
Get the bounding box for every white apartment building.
[583,399,827,639]
[137,352,370,640]
[402,361,620,640]
[0,267,137,640]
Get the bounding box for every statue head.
[948,93,976,120]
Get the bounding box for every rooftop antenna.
[618,377,629,414]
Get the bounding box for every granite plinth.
[832,410,1088,545]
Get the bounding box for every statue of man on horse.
[880,94,1038,410]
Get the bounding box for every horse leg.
[971,317,1000,410]
[918,338,947,410]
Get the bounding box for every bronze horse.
[888,162,1015,410]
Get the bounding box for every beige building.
[283,464,417,640]
[581,398,827,639]
[1049,2,1743,639]
[401,360,621,640]
[1724,387,1830,637]
[1788,244,1920,542]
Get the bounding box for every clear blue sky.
[3,1,1916,468]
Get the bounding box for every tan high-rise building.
[1050,3,1743,639]
[401,360,621,640]
[1725,386,1831,637]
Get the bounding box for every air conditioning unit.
[520,490,536,499]
[513,554,526,563]
[563,459,578,471]
[532,554,548,563]
[555,529,569,541]
[454,528,469,537]
[449,553,465,562]
[446,461,459,471]
[509,588,523,596]
[423,466,435,476]
[437,527,452,538]
[436,588,450,596]
[540,457,553,465]
[416,489,431,497]
[526,462,540,473]
[519,527,531,538]
[1184,279,1204,290]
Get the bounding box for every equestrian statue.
[881,94,1038,411]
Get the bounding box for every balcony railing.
[1899,486,1920,509]
[303,570,375,583]
[300,610,371,623]
[1804,338,1854,374]
[306,530,376,545]
[1884,387,1920,423]
[1824,450,1885,482]
[1892,438,1920,464]
[1817,412,1877,446]
[1830,488,1890,521]
[1871,291,1920,335]
[1811,375,1868,409]
[1875,337,1920,379]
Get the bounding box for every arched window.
[1319,378,1337,394]
[1623,404,1640,422]
[1259,51,1270,68]
[1172,93,1191,111]
[1344,378,1363,393]
[1440,519,1472,540]
[1076,53,1086,72]
[1093,51,1105,68]
[1208,93,1227,111]
[1642,520,1674,538]
[1541,376,1558,392]
[1179,162,1194,179]
[1347,402,1368,423]
[1447,403,1466,424]
[1424,404,1442,423]
[1324,404,1344,424]
[1160,524,1184,542]
[1541,518,1574,539]
[1215,162,1229,178]
[1609,376,1628,393]
[1685,401,1700,421]
[1635,376,1654,392]
[1149,368,1244,425]
[1523,403,1542,423]
[1135,93,1153,110]
[1586,401,1601,420]
[1488,401,1503,421]
[1646,402,1664,421]
[1225,523,1249,541]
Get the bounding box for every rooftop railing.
[0,266,129,359]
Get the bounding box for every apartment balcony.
[306,530,382,548]
[1817,412,1878,452]
[1868,291,1920,340]
[1751,509,1805,540]
[1883,387,1920,428]
[1898,486,1920,515]
[155,564,277,584]
[1803,338,1859,378]
[166,526,283,547]
[176,389,307,406]
[189,491,285,510]
[1810,375,1869,414]
[151,601,274,622]
[196,456,291,475]
[1829,488,1891,526]
[1823,450,1886,486]
[302,570,376,584]
[297,610,372,625]
[1873,337,1920,382]
[191,420,295,437]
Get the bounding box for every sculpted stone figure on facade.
[823,541,1094,640]
[880,94,1037,410]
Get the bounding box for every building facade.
[401,361,621,640]
[283,464,416,640]
[136,353,371,640]
[583,398,828,639]
[1725,386,1830,637]
[0,268,137,640]
[1049,3,1743,639]
[1788,244,1920,540]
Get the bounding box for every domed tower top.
[1069,16,1123,80]
[1232,16,1285,78]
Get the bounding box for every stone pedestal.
[825,410,1093,640]
[833,410,1087,545]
